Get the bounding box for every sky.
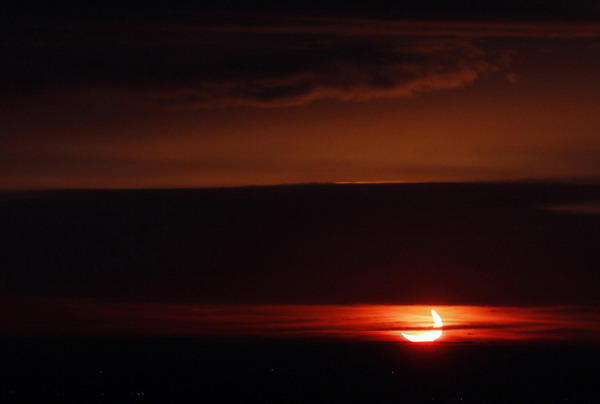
[2,184,599,342]
[1,2,599,343]
[2,0,600,189]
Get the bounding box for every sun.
[401,309,443,342]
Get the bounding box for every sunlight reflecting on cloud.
[3,298,599,343]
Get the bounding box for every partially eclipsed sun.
[401,309,443,342]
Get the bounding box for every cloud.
[155,17,600,39]
[540,201,600,214]
[4,14,599,107]
[155,38,499,108]
[2,299,600,342]
[1,16,532,108]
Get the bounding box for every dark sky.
[2,183,599,307]
[2,1,600,188]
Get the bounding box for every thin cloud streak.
[541,201,600,214]
[3,298,599,342]
[160,19,600,39]
[18,18,600,39]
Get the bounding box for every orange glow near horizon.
[3,298,600,343]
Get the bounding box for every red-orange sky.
[3,297,599,343]
[2,2,600,189]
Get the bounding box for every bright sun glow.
[401,309,443,342]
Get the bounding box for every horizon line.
[1,178,600,193]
